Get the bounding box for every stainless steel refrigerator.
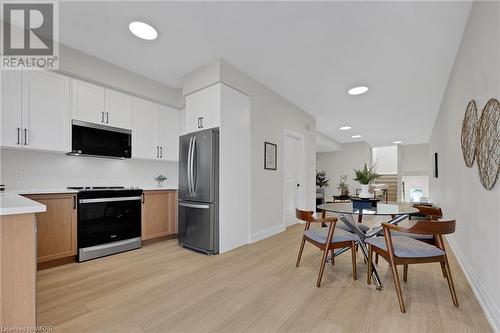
[178,128,219,254]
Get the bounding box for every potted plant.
[154,174,167,188]
[337,175,350,196]
[316,170,329,188]
[353,163,380,198]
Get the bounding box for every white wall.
[220,60,316,241]
[183,59,317,242]
[428,2,500,331]
[0,149,178,190]
[316,131,342,153]
[316,142,372,200]
[399,143,429,176]
[372,146,398,174]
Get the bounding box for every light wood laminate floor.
[37,221,492,332]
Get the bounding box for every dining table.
[317,202,419,290]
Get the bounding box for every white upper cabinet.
[0,71,70,152]
[104,89,132,129]
[184,83,221,133]
[72,79,105,125]
[1,71,23,148]
[24,71,70,152]
[158,105,180,161]
[72,79,131,129]
[132,97,160,160]
[132,97,180,161]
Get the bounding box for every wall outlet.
[15,170,23,178]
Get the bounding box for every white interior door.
[285,133,305,226]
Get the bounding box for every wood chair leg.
[330,250,335,266]
[351,242,357,280]
[403,264,408,282]
[296,238,306,267]
[440,262,448,278]
[389,259,406,313]
[443,256,459,307]
[367,245,372,285]
[375,253,379,265]
[316,247,330,287]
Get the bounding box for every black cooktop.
[67,186,133,191]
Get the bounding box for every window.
[402,176,429,203]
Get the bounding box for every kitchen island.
[0,192,46,329]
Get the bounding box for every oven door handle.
[79,196,142,204]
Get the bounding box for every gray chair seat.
[365,236,444,258]
[336,221,370,233]
[304,228,358,244]
[376,229,434,240]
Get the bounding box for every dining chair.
[295,209,358,287]
[374,205,443,265]
[366,220,458,313]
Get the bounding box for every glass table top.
[318,202,419,216]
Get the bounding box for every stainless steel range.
[68,186,143,262]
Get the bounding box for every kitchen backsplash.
[0,149,178,190]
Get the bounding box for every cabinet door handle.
[160,146,163,158]
[106,112,109,124]
[142,193,145,204]
[156,146,159,158]
[73,196,77,209]
[200,117,203,128]
[101,111,105,123]
[16,127,20,145]
[23,129,28,145]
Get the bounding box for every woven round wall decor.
[476,98,499,190]
[461,100,479,167]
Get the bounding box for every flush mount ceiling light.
[393,140,403,144]
[129,21,157,40]
[348,86,369,95]
[339,126,352,131]
[351,135,362,139]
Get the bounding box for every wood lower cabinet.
[142,190,177,240]
[24,193,77,263]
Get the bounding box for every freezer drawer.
[178,201,218,254]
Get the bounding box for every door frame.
[283,129,306,228]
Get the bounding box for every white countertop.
[9,187,177,195]
[15,189,79,195]
[141,187,178,191]
[0,192,47,216]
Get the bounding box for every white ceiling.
[59,1,472,146]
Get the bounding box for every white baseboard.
[447,237,500,332]
[250,224,285,243]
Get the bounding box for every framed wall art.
[264,141,277,170]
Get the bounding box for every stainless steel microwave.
[68,120,131,159]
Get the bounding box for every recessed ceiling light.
[348,86,369,95]
[351,135,362,139]
[393,140,403,144]
[339,126,352,131]
[129,21,157,40]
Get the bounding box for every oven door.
[78,196,142,249]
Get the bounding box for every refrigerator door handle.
[178,202,209,209]
[191,135,197,196]
[187,136,193,197]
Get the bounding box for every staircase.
[375,175,398,202]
